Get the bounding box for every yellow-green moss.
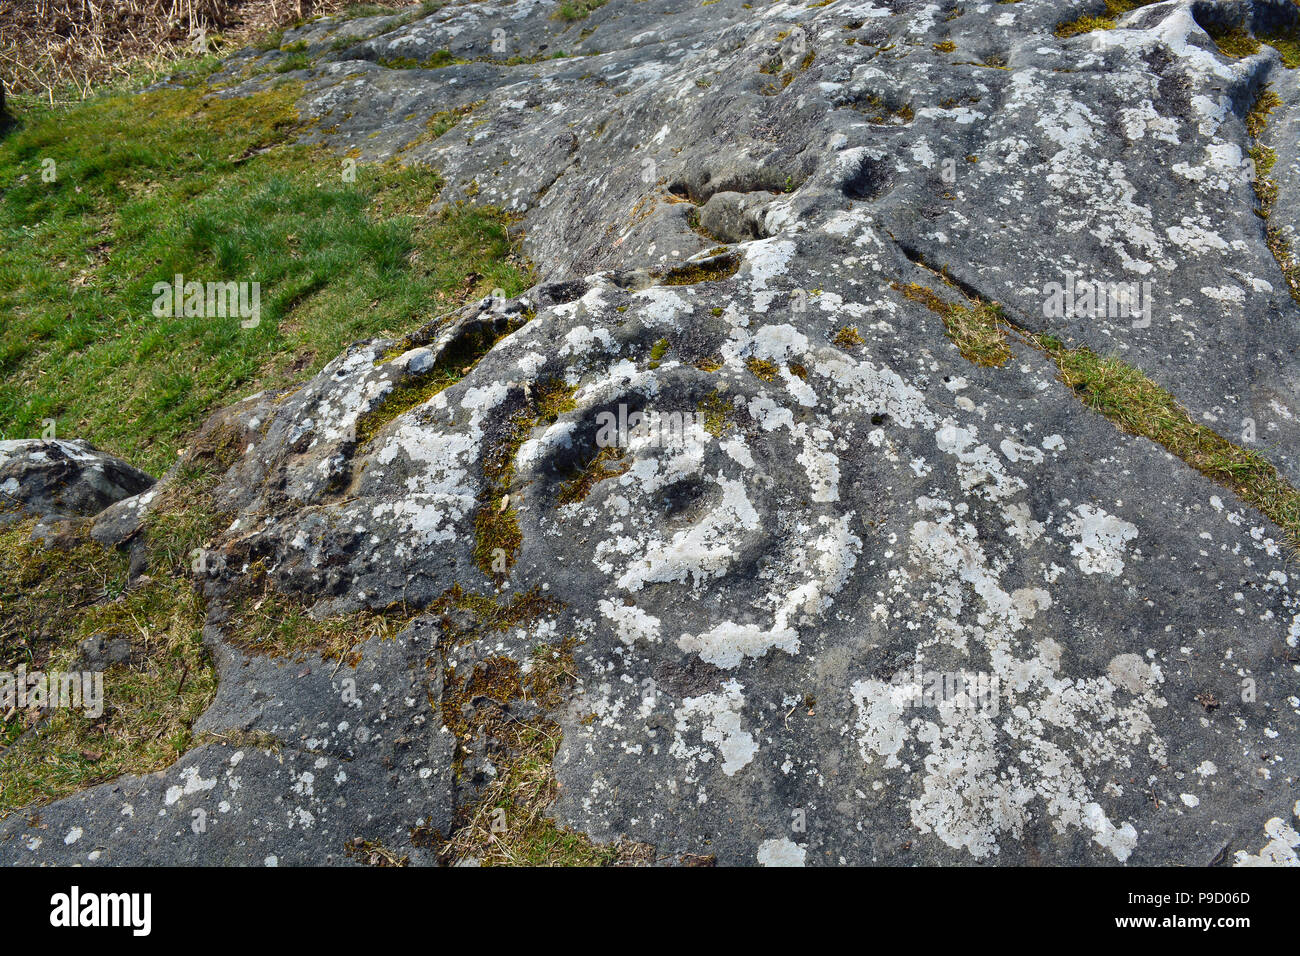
[831,325,864,349]
[658,253,741,286]
[698,390,735,437]
[746,356,780,381]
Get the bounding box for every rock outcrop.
[4,0,1300,866]
[0,439,154,524]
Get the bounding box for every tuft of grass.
[274,51,313,73]
[0,81,529,475]
[440,721,625,865]
[552,0,609,22]
[1035,337,1300,547]
[1244,87,1300,306]
[435,636,642,866]
[894,283,1014,367]
[219,567,415,662]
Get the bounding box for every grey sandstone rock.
[5,0,1300,866]
[0,438,154,524]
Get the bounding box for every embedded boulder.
[0,439,154,524]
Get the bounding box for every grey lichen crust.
[5,0,1300,866]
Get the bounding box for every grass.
[0,70,530,475]
[0,473,219,816]
[417,585,632,865]
[552,0,609,22]
[1245,87,1300,306]
[1039,338,1300,543]
[218,566,416,662]
[0,52,536,817]
[894,282,1014,367]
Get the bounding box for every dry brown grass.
[0,0,400,103]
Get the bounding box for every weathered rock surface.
[0,439,154,524]
[4,0,1300,866]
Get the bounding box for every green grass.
[553,0,609,22]
[894,282,1013,367]
[0,71,530,475]
[1244,87,1300,307]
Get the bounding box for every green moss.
[932,40,957,53]
[357,311,526,447]
[473,503,523,576]
[1244,88,1300,307]
[428,584,563,637]
[648,337,670,368]
[698,389,735,437]
[378,49,465,69]
[1055,14,1115,37]
[848,94,915,125]
[1054,0,1160,37]
[1260,26,1300,68]
[1208,23,1263,58]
